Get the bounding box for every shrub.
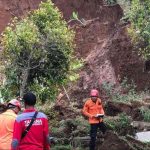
[101,78,147,103]
[1,0,75,101]
[126,0,150,60]
[51,144,72,150]
[105,113,133,135]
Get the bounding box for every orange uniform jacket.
[0,109,17,150]
[82,98,104,124]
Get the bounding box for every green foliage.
[51,144,72,150]
[73,116,90,136]
[38,102,59,127]
[105,113,132,135]
[1,0,75,101]
[49,117,89,150]
[0,86,13,101]
[126,0,150,60]
[72,12,78,20]
[140,107,150,122]
[102,78,145,103]
[68,59,84,82]
[59,117,90,136]
[69,12,86,26]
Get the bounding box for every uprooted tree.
[1,0,75,101]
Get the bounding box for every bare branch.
[62,85,71,101]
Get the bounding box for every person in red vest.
[0,99,21,150]
[11,92,50,150]
[82,89,107,150]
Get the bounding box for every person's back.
[0,99,21,150]
[13,109,49,150]
[11,92,50,150]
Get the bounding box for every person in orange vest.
[0,99,21,150]
[82,89,106,150]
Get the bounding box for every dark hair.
[7,104,16,109]
[23,92,36,106]
[0,104,7,113]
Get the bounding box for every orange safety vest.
[82,98,105,124]
[0,109,17,150]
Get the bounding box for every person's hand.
[95,114,104,118]
[91,115,97,119]
[49,136,57,145]
[91,115,100,119]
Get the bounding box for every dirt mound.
[0,0,43,33]
[98,131,149,150]
[53,0,122,22]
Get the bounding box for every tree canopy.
[1,0,75,101]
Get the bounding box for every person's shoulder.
[16,113,25,122]
[97,98,102,102]
[16,111,48,122]
[97,98,103,104]
[84,98,91,104]
[37,111,48,119]
[1,109,17,118]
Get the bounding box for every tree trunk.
[20,68,29,97]
[20,54,32,97]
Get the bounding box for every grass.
[140,107,150,122]
[51,144,72,150]
[101,78,149,103]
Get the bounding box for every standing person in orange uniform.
[82,89,106,150]
[0,99,21,150]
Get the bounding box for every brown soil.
[0,0,44,33]
[98,131,148,150]
[64,1,150,102]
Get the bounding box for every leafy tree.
[127,0,150,60]
[1,0,75,101]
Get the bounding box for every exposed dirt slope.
[59,1,149,101]
[0,0,43,33]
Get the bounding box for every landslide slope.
[0,0,149,100]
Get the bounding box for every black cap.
[23,92,36,106]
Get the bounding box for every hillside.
[0,1,150,149]
[0,0,149,99]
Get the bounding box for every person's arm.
[82,101,93,118]
[43,118,50,150]
[11,120,22,150]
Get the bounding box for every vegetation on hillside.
[106,0,150,60]
[127,0,150,60]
